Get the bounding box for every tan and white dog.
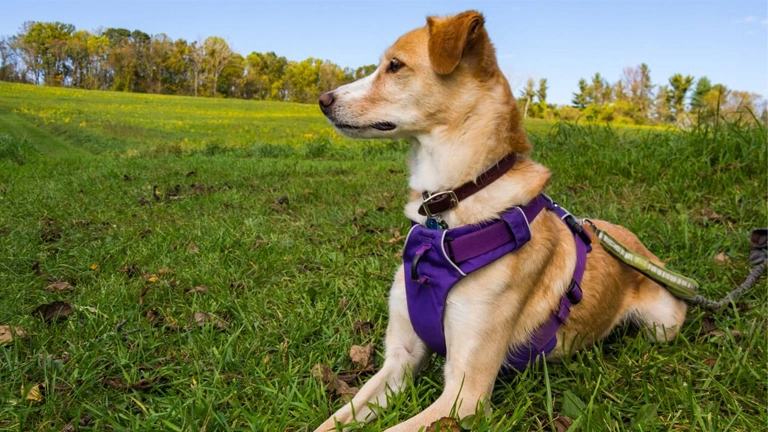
[315,10,686,432]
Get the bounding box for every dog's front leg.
[314,267,431,432]
[383,282,511,432]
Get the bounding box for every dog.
[315,10,687,431]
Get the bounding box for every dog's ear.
[427,11,486,75]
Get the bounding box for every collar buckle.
[421,190,458,217]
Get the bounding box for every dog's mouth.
[335,121,397,132]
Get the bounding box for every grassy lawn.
[0,82,765,431]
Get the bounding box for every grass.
[0,82,766,431]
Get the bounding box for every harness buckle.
[422,191,458,217]
[563,214,592,246]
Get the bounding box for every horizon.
[1,0,766,105]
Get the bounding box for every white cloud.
[733,15,757,24]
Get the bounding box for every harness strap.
[446,195,548,263]
[502,204,591,373]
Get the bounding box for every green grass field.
[0,81,766,431]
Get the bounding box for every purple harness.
[403,194,592,373]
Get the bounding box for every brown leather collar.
[418,153,517,216]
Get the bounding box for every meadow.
[0,81,765,431]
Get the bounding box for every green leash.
[583,220,766,310]
[583,219,699,300]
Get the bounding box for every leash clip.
[563,214,592,246]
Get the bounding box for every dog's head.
[319,11,506,140]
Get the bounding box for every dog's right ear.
[427,11,486,75]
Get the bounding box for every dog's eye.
[387,58,405,73]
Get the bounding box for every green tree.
[572,78,589,108]
[519,77,535,118]
[690,76,712,112]
[21,21,75,85]
[203,36,234,97]
[668,73,694,122]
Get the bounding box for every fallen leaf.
[0,325,25,345]
[130,376,169,392]
[117,263,141,278]
[32,301,73,324]
[187,243,200,254]
[230,281,245,289]
[713,252,731,265]
[425,417,461,432]
[349,344,375,372]
[703,357,717,367]
[186,285,207,295]
[192,312,227,330]
[311,363,335,388]
[104,377,127,389]
[700,315,716,336]
[334,380,359,403]
[157,268,173,276]
[40,228,61,243]
[339,298,349,311]
[43,281,75,292]
[311,364,359,403]
[699,208,725,222]
[354,320,372,336]
[60,424,75,432]
[142,273,159,283]
[386,230,404,244]
[22,384,43,403]
[90,263,100,270]
[146,309,162,326]
[553,415,574,432]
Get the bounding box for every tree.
[20,21,75,85]
[519,77,535,118]
[243,51,288,100]
[620,63,653,123]
[203,36,233,97]
[668,74,694,123]
[572,78,589,109]
[189,39,205,97]
[690,76,712,112]
[217,53,245,97]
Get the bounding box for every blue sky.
[2,0,766,105]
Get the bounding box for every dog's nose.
[318,92,335,111]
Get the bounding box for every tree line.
[0,21,376,103]
[518,63,766,126]
[1,21,765,126]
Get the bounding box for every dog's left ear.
[427,10,486,75]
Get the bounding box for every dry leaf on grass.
[187,243,200,254]
[350,344,375,372]
[22,384,43,403]
[117,263,141,278]
[311,364,359,403]
[157,268,174,276]
[386,230,404,244]
[713,252,731,265]
[703,357,717,367]
[32,301,73,324]
[230,281,246,289]
[192,312,228,330]
[353,320,372,336]
[425,417,461,432]
[142,273,159,283]
[553,416,574,432]
[186,285,207,295]
[43,281,75,292]
[0,325,25,345]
